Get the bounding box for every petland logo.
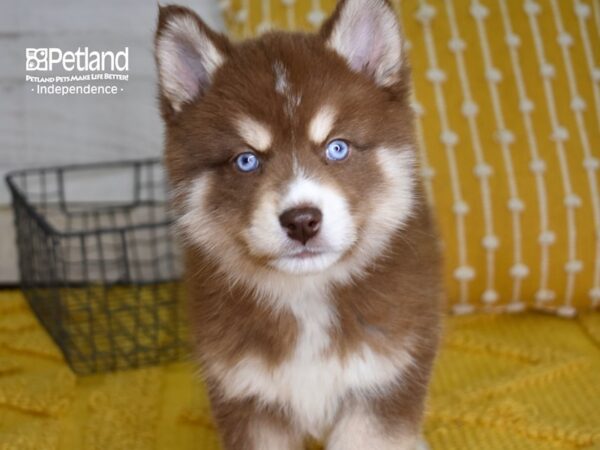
[25,46,129,95]
[26,47,129,72]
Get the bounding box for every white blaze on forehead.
[308,106,336,144]
[236,116,273,152]
[273,60,289,95]
[273,60,302,118]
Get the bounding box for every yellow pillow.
[221,0,600,316]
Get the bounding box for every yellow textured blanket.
[1,291,599,449]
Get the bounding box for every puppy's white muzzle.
[244,176,357,275]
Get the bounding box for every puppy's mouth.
[286,248,327,258]
[269,247,343,275]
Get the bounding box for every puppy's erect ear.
[320,0,404,87]
[155,5,230,113]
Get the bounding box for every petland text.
[26,47,129,72]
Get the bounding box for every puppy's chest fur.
[202,281,412,437]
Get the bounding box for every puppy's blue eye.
[325,139,350,161]
[234,152,260,172]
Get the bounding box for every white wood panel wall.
[0,0,225,282]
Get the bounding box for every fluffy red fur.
[155,1,443,448]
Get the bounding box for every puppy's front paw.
[415,437,430,450]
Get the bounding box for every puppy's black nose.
[279,207,322,245]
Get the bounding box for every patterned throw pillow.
[221,0,600,316]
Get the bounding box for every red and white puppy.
[155,0,442,448]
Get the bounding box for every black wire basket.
[5,159,185,375]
